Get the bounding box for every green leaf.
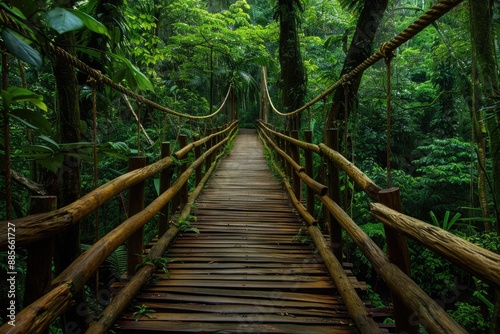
[46,7,84,34]
[1,29,42,67]
[38,154,64,172]
[9,108,51,134]
[1,87,47,110]
[69,9,111,38]
[38,135,60,148]
[109,53,153,91]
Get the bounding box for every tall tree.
[275,0,307,130]
[326,0,388,127]
[470,0,500,332]
[51,0,85,330]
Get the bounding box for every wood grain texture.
[113,129,386,333]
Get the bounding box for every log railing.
[256,120,500,334]
[0,121,238,334]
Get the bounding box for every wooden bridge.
[112,129,375,333]
[1,122,499,334]
[1,2,500,333]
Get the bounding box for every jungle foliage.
[1,0,499,332]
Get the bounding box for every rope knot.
[379,42,394,62]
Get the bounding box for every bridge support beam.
[291,130,301,200]
[379,187,418,334]
[325,128,343,261]
[158,142,172,237]
[127,156,147,275]
[304,130,315,217]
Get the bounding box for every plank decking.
[113,129,376,333]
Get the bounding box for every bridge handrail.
[256,127,382,332]
[256,121,381,200]
[255,120,496,333]
[0,124,235,250]
[258,121,500,289]
[0,121,239,334]
[371,203,500,287]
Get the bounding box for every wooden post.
[179,134,189,211]
[304,130,315,217]
[284,130,292,179]
[326,128,342,261]
[291,130,301,200]
[205,129,214,171]
[378,187,417,334]
[127,156,146,275]
[24,196,57,307]
[158,142,171,237]
[194,135,203,186]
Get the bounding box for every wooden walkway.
[114,129,371,333]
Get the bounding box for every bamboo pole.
[320,195,467,334]
[257,120,321,153]
[371,202,500,288]
[158,142,172,237]
[291,130,301,200]
[86,151,224,334]
[178,134,189,211]
[257,129,381,333]
[304,130,315,217]
[378,188,416,334]
[126,157,146,275]
[325,128,342,261]
[4,283,74,334]
[194,135,203,185]
[319,143,381,200]
[0,123,239,334]
[0,122,238,250]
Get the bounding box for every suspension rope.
[383,45,394,189]
[0,8,232,121]
[49,43,232,120]
[262,0,463,117]
[137,102,142,155]
[90,77,100,300]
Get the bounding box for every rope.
[384,49,394,189]
[49,44,232,120]
[0,9,231,121]
[137,102,142,155]
[90,77,100,301]
[2,49,12,220]
[262,0,463,117]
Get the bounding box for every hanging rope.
[0,9,232,121]
[89,77,101,300]
[261,0,463,118]
[137,102,142,156]
[2,49,12,220]
[343,80,350,209]
[382,43,394,189]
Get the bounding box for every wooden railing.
[256,120,500,334]
[0,121,238,334]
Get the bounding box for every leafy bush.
[450,302,489,333]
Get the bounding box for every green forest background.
[1,0,500,332]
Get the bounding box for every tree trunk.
[326,0,388,127]
[277,0,307,131]
[469,1,500,332]
[53,30,85,330]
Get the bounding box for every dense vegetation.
[1,0,499,332]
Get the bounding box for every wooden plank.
[114,320,362,333]
[113,129,374,333]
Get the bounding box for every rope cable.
[384,48,394,189]
[0,8,232,121]
[90,77,100,301]
[262,0,463,118]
